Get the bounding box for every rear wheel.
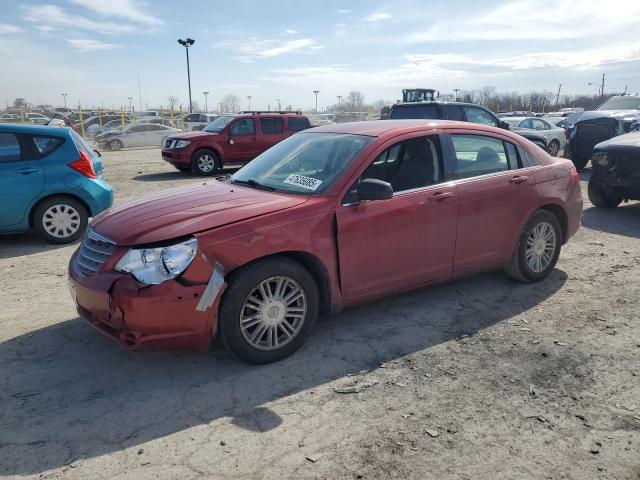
[218,257,319,364]
[588,177,622,208]
[191,149,220,176]
[109,139,123,151]
[504,209,561,283]
[34,196,88,244]
[548,140,560,157]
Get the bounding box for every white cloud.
[364,11,392,22]
[0,23,23,34]
[284,29,299,34]
[66,38,123,51]
[215,36,324,61]
[66,0,163,26]
[22,5,136,35]
[337,9,351,14]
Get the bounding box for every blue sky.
[1,0,639,111]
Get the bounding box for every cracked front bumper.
[68,251,223,351]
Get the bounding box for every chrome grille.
[76,228,115,275]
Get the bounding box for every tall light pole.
[337,95,342,109]
[137,74,143,112]
[61,93,67,109]
[313,90,320,113]
[276,98,281,110]
[203,91,209,112]
[453,88,460,101]
[588,82,601,96]
[247,95,252,110]
[128,97,133,112]
[177,38,195,112]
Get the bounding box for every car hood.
[574,109,640,123]
[168,131,218,140]
[91,180,309,245]
[595,131,640,151]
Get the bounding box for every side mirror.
[357,178,393,201]
[500,120,510,130]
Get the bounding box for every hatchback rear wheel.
[504,209,561,282]
[218,257,319,364]
[34,196,88,244]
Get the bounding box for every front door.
[225,118,260,161]
[336,134,458,301]
[0,132,45,227]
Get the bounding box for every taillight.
[569,166,579,183]
[68,149,97,179]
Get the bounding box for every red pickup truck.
[161,111,311,175]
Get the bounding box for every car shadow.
[581,203,640,239]
[0,269,567,475]
[0,232,73,259]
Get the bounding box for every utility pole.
[137,74,142,112]
[313,90,320,113]
[601,72,605,97]
[453,88,460,101]
[276,98,281,110]
[247,95,252,110]
[61,92,67,109]
[337,95,342,109]
[177,38,195,112]
[203,91,209,112]
[555,83,562,108]
[128,97,133,112]
[624,85,628,95]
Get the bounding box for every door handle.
[428,191,454,202]
[14,167,39,175]
[509,175,528,184]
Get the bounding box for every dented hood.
[574,109,640,123]
[92,181,308,245]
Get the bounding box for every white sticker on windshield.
[283,174,323,191]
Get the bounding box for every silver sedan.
[503,117,567,156]
[97,123,181,151]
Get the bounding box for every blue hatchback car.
[0,124,113,243]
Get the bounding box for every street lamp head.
[186,38,195,46]
[177,38,194,47]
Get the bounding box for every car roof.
[392,101,488,108]
[0,123,69,136]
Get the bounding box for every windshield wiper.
[231,178,276,192]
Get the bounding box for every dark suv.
[162,111,311,175]
[588,131,640,208]
[388,101,549,151]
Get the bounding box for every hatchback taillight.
[69,149,97,179]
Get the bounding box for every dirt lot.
[1,147,639,480]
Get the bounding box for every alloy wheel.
[239,276,307,351]
[197,154,216,173]
[548,141,559,157]
[525,221,556,273]
[42,204,81,239]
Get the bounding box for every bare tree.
[221,94,241,113]
[167,95,179,110]
[346,91,365,111]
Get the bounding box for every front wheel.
[588,177,622,208]
[504,209,562,283]
[191,149,220,176]
[218,257,319,364]
[34,196,88,244]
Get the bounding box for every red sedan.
[68,120,582,363]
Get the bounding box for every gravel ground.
[1,147,639,480]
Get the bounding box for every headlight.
[175,140,190,148]
[115,237,197,285]
[592,152,609,167]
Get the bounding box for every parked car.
[587,131,640,208]
[569,94,640,170]
[161,111,311,175]
[0,113,21,123]
[85,115,130,138]
[95,123,181,150]
[69,120,582,363]
[0,124,113,243]
[501,117,567,156]
[26,113,51,125]
[181,113,218,131]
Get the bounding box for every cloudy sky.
[1,0,639,111]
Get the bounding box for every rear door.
[445,132,538,271]
[258,117,286,151]
[0,132,45,227]
[336,133,458,301]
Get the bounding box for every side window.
[446,105,464,121]
[532,119,549,130]
[259,117,284,134]
[184,114,197,122]
[361,136,442,192]
[0,133,21,162]
[451,134,515,178]
[288,117,311,132]
[230,118,255,135]
[33,136,64,156]
[464,107,498,127]
[519,119,533,129]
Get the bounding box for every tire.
[504,209,562,283]
[588,177,622,208]
[191,149,220,176]
[548,140,560,157]
[33,196,88,244]
[218,257,320,364]
[572,155,589,172]
[109,139,123,151]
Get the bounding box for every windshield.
[204,115,236,133]
[231,132,375,195]
[597,96,640,111]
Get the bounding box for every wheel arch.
[537,203,568,244]
[29,193,92,228]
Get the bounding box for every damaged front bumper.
[68,251,226,351]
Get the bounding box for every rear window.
[288,116,311,132]
[260,117,284,134]
[389,104,442,120]
[0,133,21,162]
[70,129,95,157]
[33,136,64,156]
